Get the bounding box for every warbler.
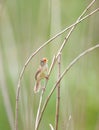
[34,58,48,93]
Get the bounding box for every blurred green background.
[0,0,99,130]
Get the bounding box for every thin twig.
[44,55,57,90]
[48,55,57,76]
[35,91,43,130]
[36,44,99,130]
[55,53,61,130]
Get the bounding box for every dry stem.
[35,91,43,130]
[55,53,61,130]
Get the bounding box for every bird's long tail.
[34,80,41,93]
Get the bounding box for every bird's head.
[40,58,48,66]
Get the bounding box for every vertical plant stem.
[55,53,61,130]
[35,91,44,130]
[15,88,18,130]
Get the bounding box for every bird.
[34,58,48,93]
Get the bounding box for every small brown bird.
[34,58,48,93]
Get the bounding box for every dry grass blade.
[55,53,61,130]
[35,91,43,130]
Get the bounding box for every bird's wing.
[35,67,42,80]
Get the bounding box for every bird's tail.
[34,80,41,93]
